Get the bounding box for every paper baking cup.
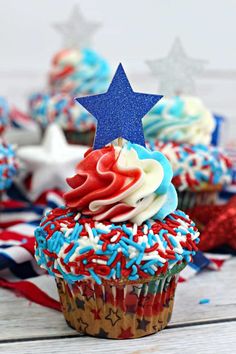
[56,273,179,339]
[177,189,218,210]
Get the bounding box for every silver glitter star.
[147,37,207,96]
[53,4,101,49]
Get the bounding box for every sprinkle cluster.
[0,141,18,191]
[29,92,95,132]
[148,141,233,191]
[35,207,199,285]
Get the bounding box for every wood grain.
[0,259,235,342]
[1,322,235,354]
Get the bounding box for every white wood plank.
[0,258,235,341]
[1,322,235,354]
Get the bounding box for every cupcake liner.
[64,129,94,146]
[177,189,218,210]
[56,273,179,339]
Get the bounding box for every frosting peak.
[144,96,215,145]
[64,143,177,225]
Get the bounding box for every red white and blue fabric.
[0,187,229,311]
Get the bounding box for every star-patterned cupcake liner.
[56,271,180,339]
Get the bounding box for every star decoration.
[105,308,121,326]
[91,308,101,320]
[17,124,88,200]
[147,37,207,96]
[53,4,101,49]
[81,283,95,301]
[75,298,85,310]
[76,63,163,149]
[77,317,88,333]
[96,328,109,338]
[118,326,134,339]
[137,318,150,331]
[125,303,137,314]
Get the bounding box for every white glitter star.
[18,124,88,200]
[53,4,101,49]
[147,37,207,96]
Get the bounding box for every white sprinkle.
[95,222,110,233]
[74,212,81,221]
[60,227,69,233]
[133,223,138,235]
[110,233,120,243]
[93,259,107,265]
[143,224,148,235]
[60,223,68,228]
[85,223,94,241]
[65,228,73,238]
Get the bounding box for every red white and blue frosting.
[0,141,18,191]
[29,48,110,132]
[35,142,199,284]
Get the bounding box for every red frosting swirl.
[64,146,142,218]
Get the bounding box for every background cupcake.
[144,96,233,209]
[0,140,18,194]
[0,97,9,135]
[29,6,110,146]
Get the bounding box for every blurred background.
[0,0,236,142]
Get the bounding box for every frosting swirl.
[148,141,233,191]
[0,97,9,134]
[0,141,18,191]
[64,143,177,225]
[144,96,215,145]
[49,48,110,96]
[29,92,95,132]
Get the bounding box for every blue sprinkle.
[199,298,210,305]
[116,262,121,278]
[50,224,56,230]
[107,251,118,266]
[96,228,109,234]
[128,274,139,281]
[89,269,102,284]
[107,269,115,279]
[126,257,137,269]
[136,251,144,265]
[147,233,153,247]
[121,237,143,251]
[131,265,137,275]
[64,244,78,263]
[122,225,133,238]
[169,235,178,248]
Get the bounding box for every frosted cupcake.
[29,48,110,145]
[0,97,9,135]
[35,143,200,339]
[144,96,232,209]
[0,140,18,193]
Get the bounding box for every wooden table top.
[0,258,236,353]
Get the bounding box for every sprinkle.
[199,298,210,305]
[88,269,102,284]
[74,212,81,221]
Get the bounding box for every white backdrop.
[0,0,236,142]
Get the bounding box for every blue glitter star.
[76,63,163,149]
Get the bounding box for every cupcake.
[29,48,110,145]
[149,141,232,210]
[0,97,9,135]
[35,143,200,339]
[144,96,232,209]
[0,140,18,193]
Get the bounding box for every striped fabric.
[0,187,229,311]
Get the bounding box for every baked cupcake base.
[56,267,183,339]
